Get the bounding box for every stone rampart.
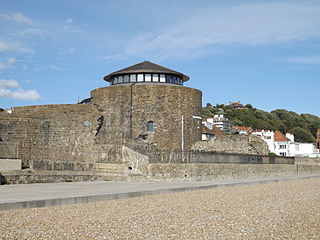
[294,157,320,165]
[0,104,121,170]
[3,163,320,184]
[91,84,202,154]
[146,163,320,181]
[192,135,269,155]
[190,151,294,164]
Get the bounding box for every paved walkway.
[1,174,320,211]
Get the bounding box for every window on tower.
[147,121,154,132]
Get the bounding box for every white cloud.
[0,40,33,53]
[18,28,44,36]
[0,79,40,101]
[0,41,16,52]
[66,47,76,54]
[106,2,320,61]
[65,18,73,24]
[0,79,19,88]
[33,64,62,72]
[63,25,82,33]
[0,57,15,70]
[283,56,320,64]
[0,13,32,24]
[48,64,61,70]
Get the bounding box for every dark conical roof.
[103,61,190,82]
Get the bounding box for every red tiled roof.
[274,131,290,142]
[233,126,251,131]
[212,125,223,135]
[202,125,212,134]
[317,128,320,136]
[201,125,223,136]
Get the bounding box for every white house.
[201,121,223,141]
[206,115,233,134]
[233,126,253,135]
[252,129,320,157]
[252,129,276,152]
[289,143,319,158]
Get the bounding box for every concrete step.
[0,159,22,171]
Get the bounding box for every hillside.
[202,103,320,143]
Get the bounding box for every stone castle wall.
[192,135,269,155]
[0,84,202,171]
[91,84,202,159]
[0,104,121,170]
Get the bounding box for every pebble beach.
[1,178,320,240]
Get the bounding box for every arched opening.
[147,121,154,132]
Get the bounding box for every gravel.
[1,178,320,240]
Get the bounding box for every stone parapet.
[2,164,320,184]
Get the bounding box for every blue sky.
[0,0,320,116]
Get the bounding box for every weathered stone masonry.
[0,61,202,174]
[2,61,319,183]
[91,84,202,161]
[0,104,120,171]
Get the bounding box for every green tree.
[201,103,320,140]
[291,127,315,143]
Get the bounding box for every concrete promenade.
[1,174,320,211]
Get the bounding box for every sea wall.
[146,163,320,181]
[3,163,320,184]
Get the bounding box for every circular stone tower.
[91,61,202,160]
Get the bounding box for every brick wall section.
[91,84,202,161]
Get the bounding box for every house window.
[147,121,154,132]
[280,152,286,156]
[295,144,299,151]
[279,145,286,149]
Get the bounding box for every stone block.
[0,159,21,171]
